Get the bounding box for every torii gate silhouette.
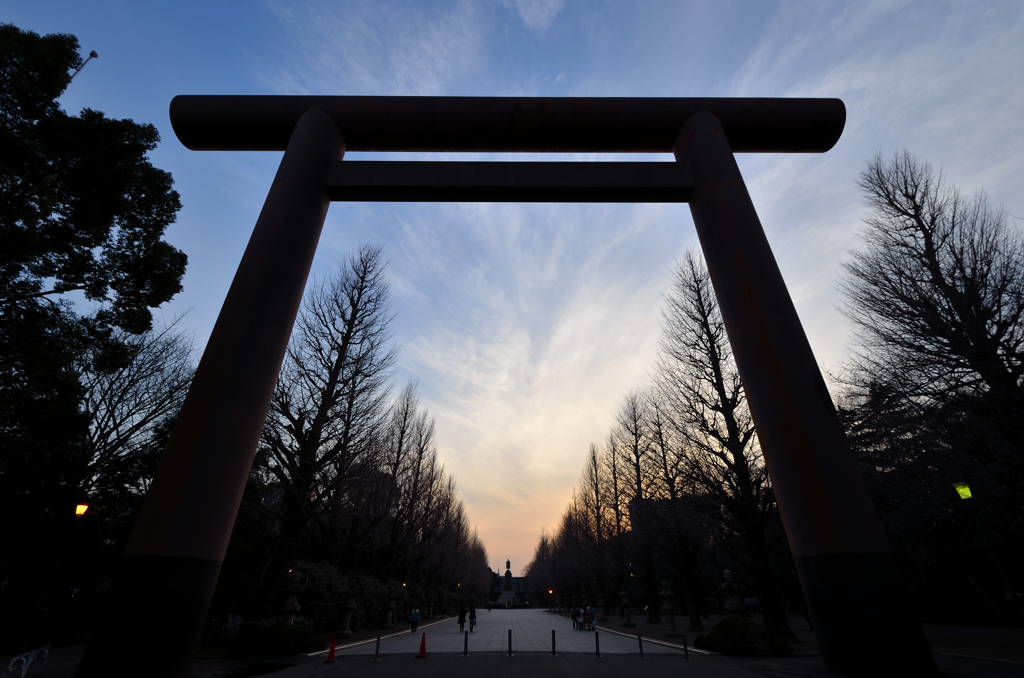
[76,97,936,677]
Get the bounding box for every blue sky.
[6,1,1023,575]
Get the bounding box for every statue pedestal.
[498,563,515,606]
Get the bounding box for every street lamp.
[29,503,91,626]
[949,482,1022,623]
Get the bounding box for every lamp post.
[29,504,90,627]
[950,483,1023,623]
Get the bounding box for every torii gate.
[76,97,936,677]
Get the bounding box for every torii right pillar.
[675,111,936,676]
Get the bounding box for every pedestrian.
[458,604,466,633]
[469,603,477,632]
[410,606,420,633]
[487,601,492,612]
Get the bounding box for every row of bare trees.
[525,249,795,639]
[222,245,490,620]
[527,151,1024,635]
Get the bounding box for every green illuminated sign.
[953,483,972,500]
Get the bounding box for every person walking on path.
[458,605,467,633]
[410,606,420,633]
[468,604,477,632]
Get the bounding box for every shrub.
[692,616,790,656]
[229,622,324,657]
[291,561,347,631]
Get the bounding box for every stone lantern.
[427,592,436,619]
[660,581,680,637]
[719,569,745,615]
[383,596,396,628]
[596,592,609,622]
[337,588,357,639]
[620,590,635,628]
[279,570,303,625]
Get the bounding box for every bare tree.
[257,244,397,607]
[647,389,682,501]
[580,443,605,547]
[642,388,707,631]
[78,322,194,497]
[604,432,626,537]
[657,248,794,641]
[841,151,1024,492]
[615,391,653,502]
[523,531,555,602]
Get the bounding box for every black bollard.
[551,629,556,656]
[463,630,468,657]
[508,629,513,656]
[374,635,381,661]
[638,632,645,659]
[683,634,689,661]
[595,630,600,658]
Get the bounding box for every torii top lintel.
[169,96,845,154]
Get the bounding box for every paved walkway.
[14,621,1022,678]
[332,608,685,655]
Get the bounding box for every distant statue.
[506,559,511,571]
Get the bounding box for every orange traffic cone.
[416,632,429,658]
[325,636,337,663]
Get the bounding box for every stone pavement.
[265,650,1023,678]
[326,608,686,655]
[12,609,1023,677]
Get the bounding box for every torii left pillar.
[75,109,344,678]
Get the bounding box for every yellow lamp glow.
[75,504,89,516]
[953,483,972,500]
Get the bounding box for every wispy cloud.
[727,1,1024,370]
[502,0,567,34]
[259,0,490,95]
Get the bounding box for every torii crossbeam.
[76,97,935,678]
